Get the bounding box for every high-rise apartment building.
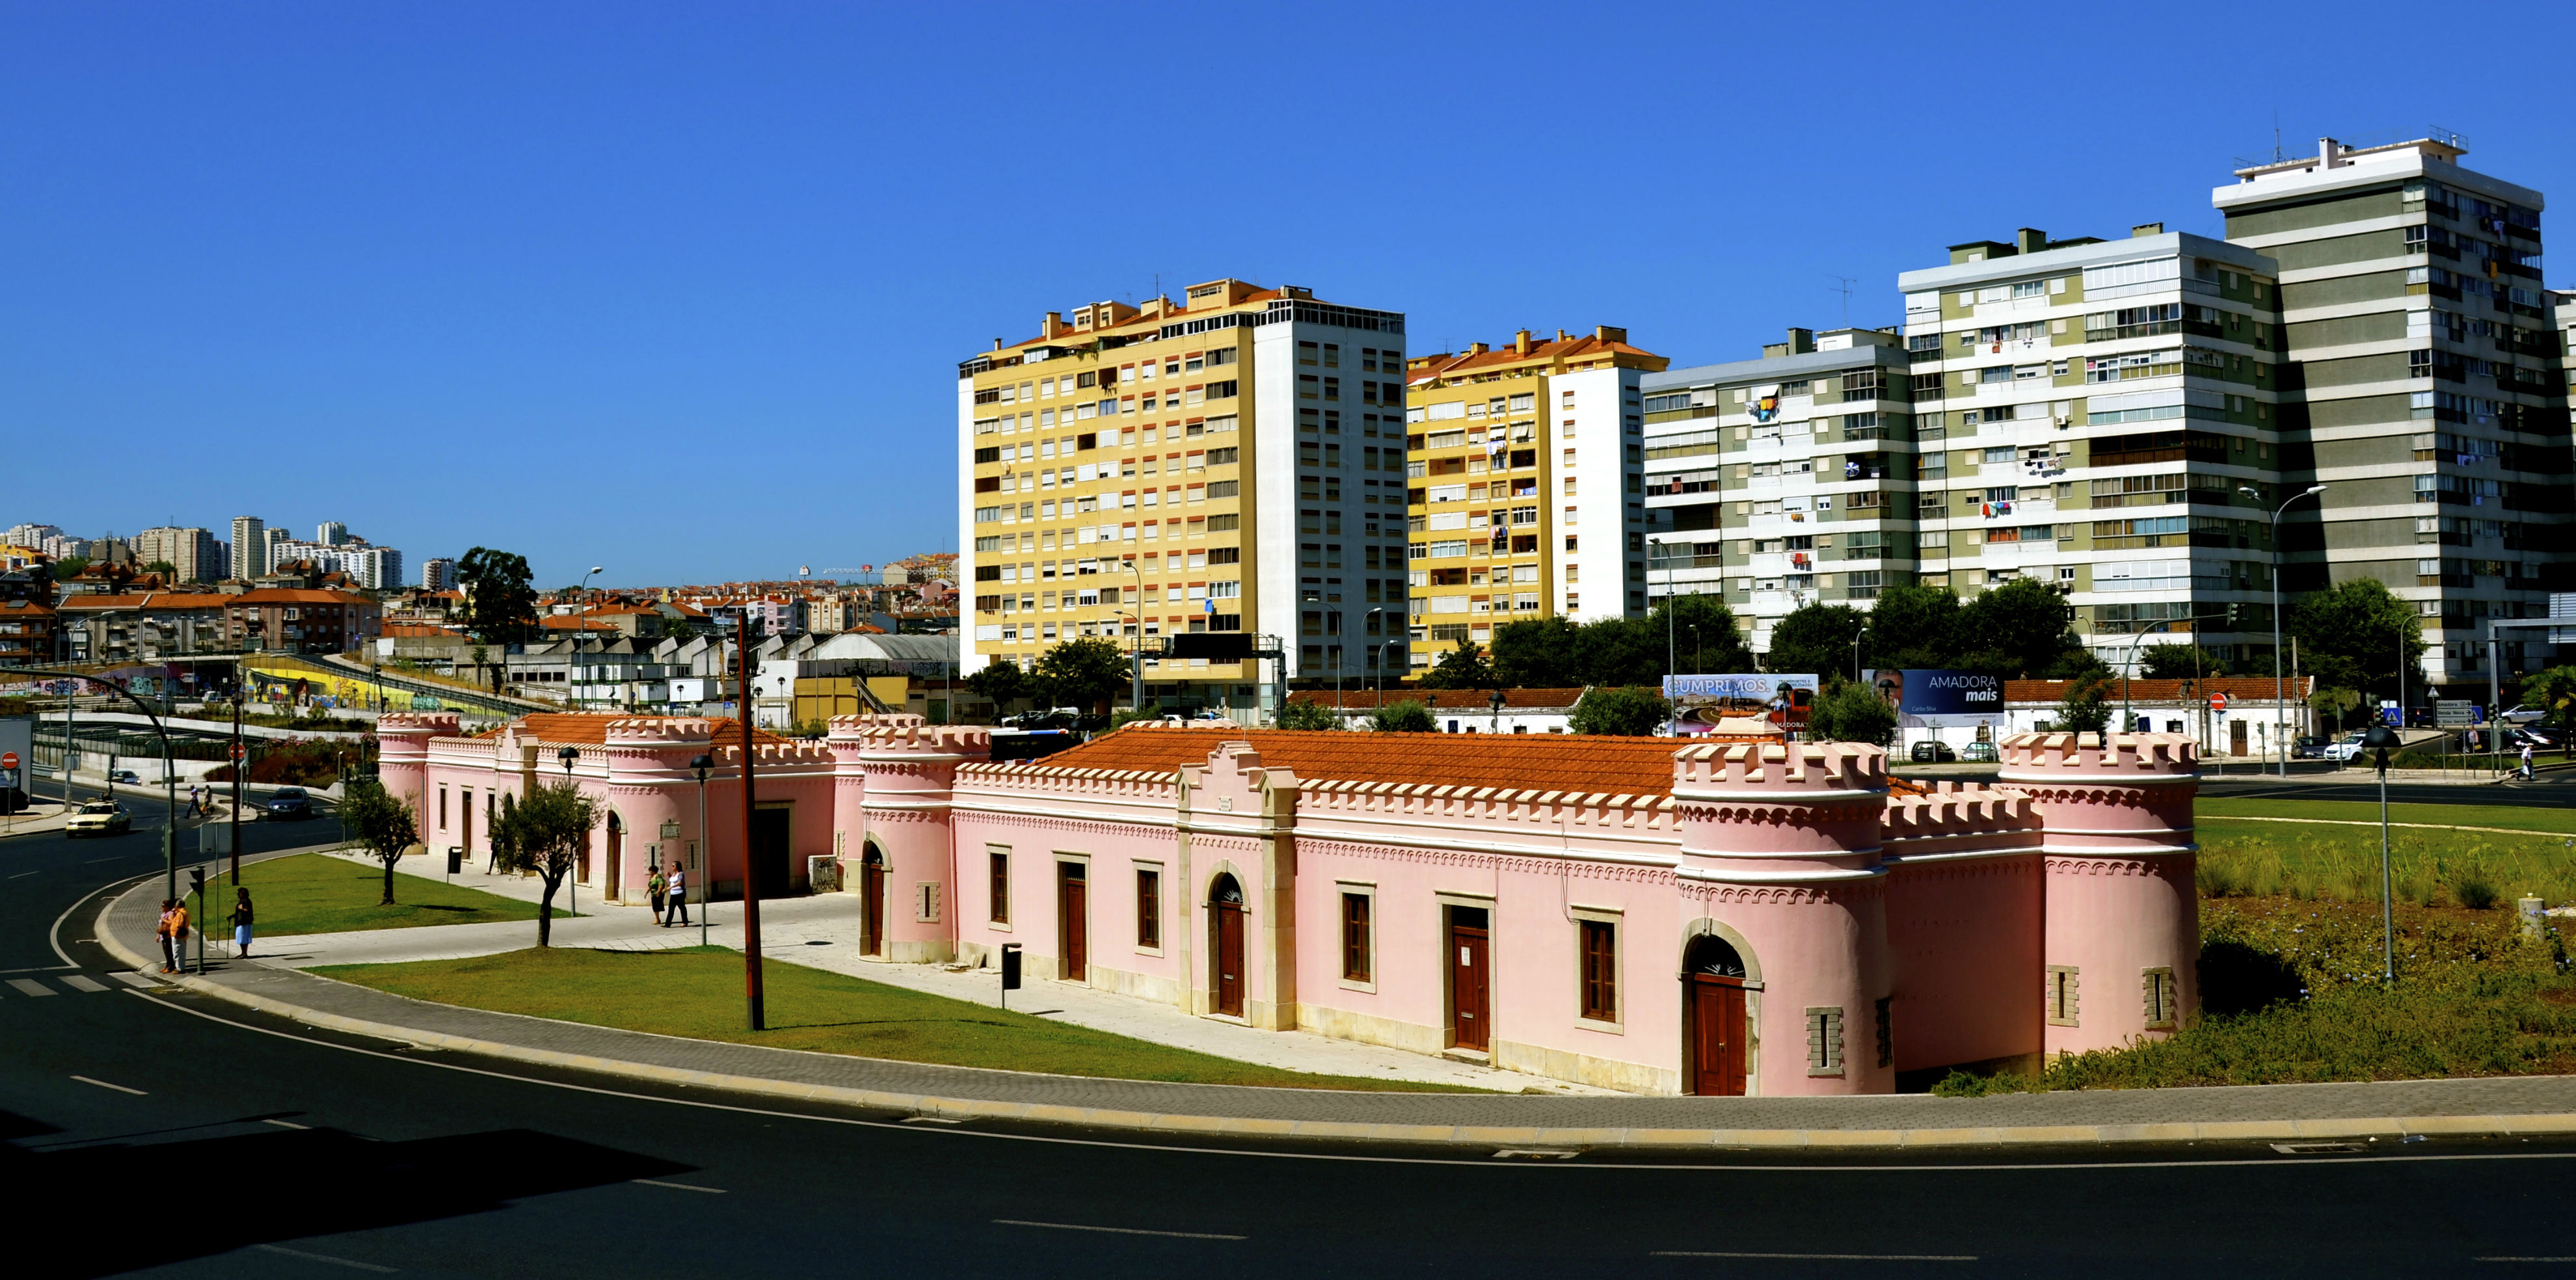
[133,526,225,584]
[958,279,1408,713]
[1639,328,1917,652]
[1898,227,2287,663]
[423,557,457,591]
[317,521,350,546]
[1401,328,1661,667]
[2215,135,2569,684]
[230,516,265,579]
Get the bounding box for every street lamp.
[2363,723,2404,985]
[570,567,604,710]
[1488,685,1507,735]
[1124,560,1145,715]
[1358,607,1388,721]
[690,751,714,948]
[2117,621,2172,734]
[228,689,245,885]
[557,745,580,914]
[2244,484,2326,776]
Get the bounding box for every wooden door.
[1691,976,1748,1096]
[2231,718,2249,756]
[1450,920,1490,1052]
[602,820,621,899]
[861,855,887,956]
[750,807,791,900]
[461,801,472,860]
[1213,900,1245,1017]
[1059,862,1088,981]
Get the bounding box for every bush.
[205,738,371,788]
[1567,686,1669,736]
[1805,682,1896,747]
[1369,700,1435,733]
[1274,699,1343,731]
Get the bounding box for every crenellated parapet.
[1879,780,2045,863]
[959,760,1181,804]
[1295,779,1677,835]
[1993,732,2197,858]
[1670,741,1890,879]
[377,712,463,741]
[603,717,716,746]
[1996,731,2197,782]
[716,740,838,771]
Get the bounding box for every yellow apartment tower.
[1402,327,1665,669]
[957,279,1410,717]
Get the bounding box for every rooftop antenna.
[1827,276,1858,327]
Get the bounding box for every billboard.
[1663,674,1816,734]
[1866,669,2003,731]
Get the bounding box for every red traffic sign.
[2210,692,2229,712]
[0,751,16,769]
[228,741,247,761]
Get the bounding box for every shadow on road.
[3,1112,692,1278]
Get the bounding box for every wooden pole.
[736,615,764,1031]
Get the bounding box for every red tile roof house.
[379,715,2205,1096]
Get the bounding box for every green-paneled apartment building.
[1643,133,2569,688]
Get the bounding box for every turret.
[373,712,461,816]
[828,715,991,963]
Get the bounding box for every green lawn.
[235,853,570,937]
[314,946,1479,1092]
[2197,795,2576,836]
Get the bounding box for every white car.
[2322,732,2366,762]
[2501,704,2547,726]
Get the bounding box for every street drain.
[2270,1141,2367,1155]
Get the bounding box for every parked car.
[2500,703,2547,726]
[1959,741,1999,763]
[2293,735,2328,760]
[65,801,132,838]
[108,769,141,785]
[1909,741,1956,763]
[262,787,315,821]
[2322,732,2367,762]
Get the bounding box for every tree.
[2309,686,2364,730]
[2054,672,2113,738]
[1864,583,1962,671]
[1417,641,1496,690]
[2139,643,2225,681]
[1652,593,1757,675]
[1805,680,1898,747]
[2289,578,2426,708]
[489,782,598,947]
[1275,698,1342,731]
[50,553,89,580]
[1033,637,1129,713]
[1766,603,1870,680]
[1954,577,2082,678]
[338,780,422,907]
[2521,665,2576,758]
[965,658,1035,713]
[1369,699,1436,732]
[1568,686,1669,736]
[142,559,179,579]
[1490,617,1581,688]
[457,548,540,644]
[1572,615,1667,687]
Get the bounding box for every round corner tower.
[1997,730,2199,1057]
[373,712,462,814]
[828,715,991,965]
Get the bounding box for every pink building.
[376,712,2199,1096]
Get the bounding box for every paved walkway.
[265,850,1603,1093]
[89,868,2576,1148]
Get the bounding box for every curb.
[87,883,2576,1152]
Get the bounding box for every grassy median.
[2197,795,2576,836]
[235,853,569,937]
[314,946,1479,1091]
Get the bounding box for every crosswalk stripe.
[111,972,160,989]
[7,978,57,997]
[61,976,109,993]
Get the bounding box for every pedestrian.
[232,888,256,959]
[2521,740,2535,781]
[648,865,667,926]
[168,897,191,975]
[665,861,688,927]
[185,786,201,818]
[155,900,177,974]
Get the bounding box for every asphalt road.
[8,812,2576,1275]
[2202,772,2576,808]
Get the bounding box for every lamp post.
[2363,723,2403,985]
[569,567,604,709]
[1358,608,1387,721]
[2118,622,2172,734]
[2244,484,2326,775]
[22,665,179,902]
[554,741,580,911]
[1488,685,1507,735]
[228,689,245,885]
[1124,561,1145,715]
[690,752,713,948]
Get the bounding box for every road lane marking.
[111,972,159,988]
[121,988,2576,1177]
[254,1244,396,1272]
[61,975,109,993]
[70,1074,146,1095]
[7,870,40,879]
[1654,1251,1976,1261]
[7,978,56,996]
[2475,1259,2576,1264]
[264,1118,311,1130]
[632,1178,725,1193]
[995,1219,1245,1240]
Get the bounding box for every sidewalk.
[90,871,2576,1149]
[274,849,1607,1093]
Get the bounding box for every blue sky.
[8,1,2569,588]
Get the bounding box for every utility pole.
[736,615,766,1031]
[229,693,244,885]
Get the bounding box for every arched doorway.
[597,812,619,894]
[859,843,888,957]
[1208,873,1246,1018]
[1684,933,1749,1097]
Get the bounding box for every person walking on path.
[2521,740,2536,781]
[155,900,177,974]
[231,888,256,959]
[185,786,202,818]
[648,866,667,926]
[664,862,688,927]
[167,898,191,975]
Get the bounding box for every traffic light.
[187,866,206,900]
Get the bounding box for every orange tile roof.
[1287,687,1589,711]
[235,588,375,605]
[481,713,789,747]
[1406,332,1664,384]
[381,622,460,637]
[1030,727,1691,797]
[59,593,234,610]
[539,615,619,632]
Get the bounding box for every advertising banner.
[1866,669,2003,731]
[1663,674,1816,734]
